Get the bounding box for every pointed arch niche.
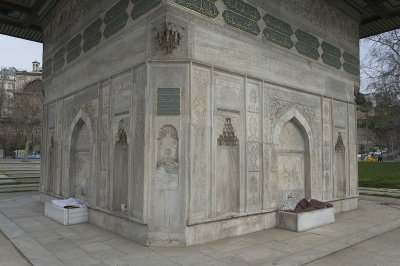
[66,110,93,206]
[273,108,313,210]
[112,120,129,211]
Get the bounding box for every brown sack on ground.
[293,198,333,213]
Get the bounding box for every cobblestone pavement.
[0,192,400,266]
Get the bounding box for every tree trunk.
[23,138,31,161]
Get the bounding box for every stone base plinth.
[276,208,335,232]
[44,202,88,225]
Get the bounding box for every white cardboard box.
[276,207,335,232]
[44,202,88,225]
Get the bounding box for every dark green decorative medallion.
[321,53,341,69]
[157,88,181,116]
[343,52,359,66]
[105,0,129,24]
[321,41,341,69]
[223,0,261,21]
[263,28,293,49]
[295,29,319,49]
[66,34,82,63]
[343,62,359,76]
[104,13,129,38]
[54,47,65,61]
[295,29,320,60]
[262,13,293,49]
[321,41,341,58]
[263,14,292,36]
[83,32,102,52]
[83,19,102,40]
[342,51,359,76]
[295,42,320,60]
[53,47,65,72]
[104,0,129,38]
[174,0,219,19]
[83,19,102,52]
[42,58,52,79]
[222,10,260,36]
[131,0,161,20]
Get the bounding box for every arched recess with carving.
[272,108,313,210]
[65,110,94,205]
[112,120,129,211]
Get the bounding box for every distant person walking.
[378,155,383,162]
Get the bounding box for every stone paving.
[0,230,30,265]
[306,227,400,266]
[0,193,400,266]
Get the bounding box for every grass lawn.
[359,162,400,189]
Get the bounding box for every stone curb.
[265,218,400,266]
[0,211,64,266]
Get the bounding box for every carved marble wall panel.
[323,170,333,200]
[348,104,356,144]
[279,0,358,48]
[47,104,56,129]
[63,86,98,132]
[263,144,279,210]
[277,154,304,210]
[333,101,347,127]
[322,98,331,123]
[216,144,240,216]
[111,70,133,115]
[247,112,260,141]
[247,141,260,172]
[333,132,346,198]
[192,66,210,127]
[190,128,210,220]
[247,82,260,113]
[98,170,108,209]
[349,144,358,196]
[190,65,211,220]
[247,172,260,210]
[214,72,243,112]
[130,67,146,219]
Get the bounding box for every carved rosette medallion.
[157,125,179,169]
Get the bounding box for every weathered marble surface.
[40,0,359,246]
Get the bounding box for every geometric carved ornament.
[116,125,128,145]
[217,118,239,146]
[335,132,345,153]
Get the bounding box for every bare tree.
[11,79,44,161]
[361,30,400,151]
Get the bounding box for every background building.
[0,62,43,156]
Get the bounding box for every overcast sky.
[0,34,43,71]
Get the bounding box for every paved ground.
[0,192,400,266]
[0,229,30,266]
[306,227,400,266]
